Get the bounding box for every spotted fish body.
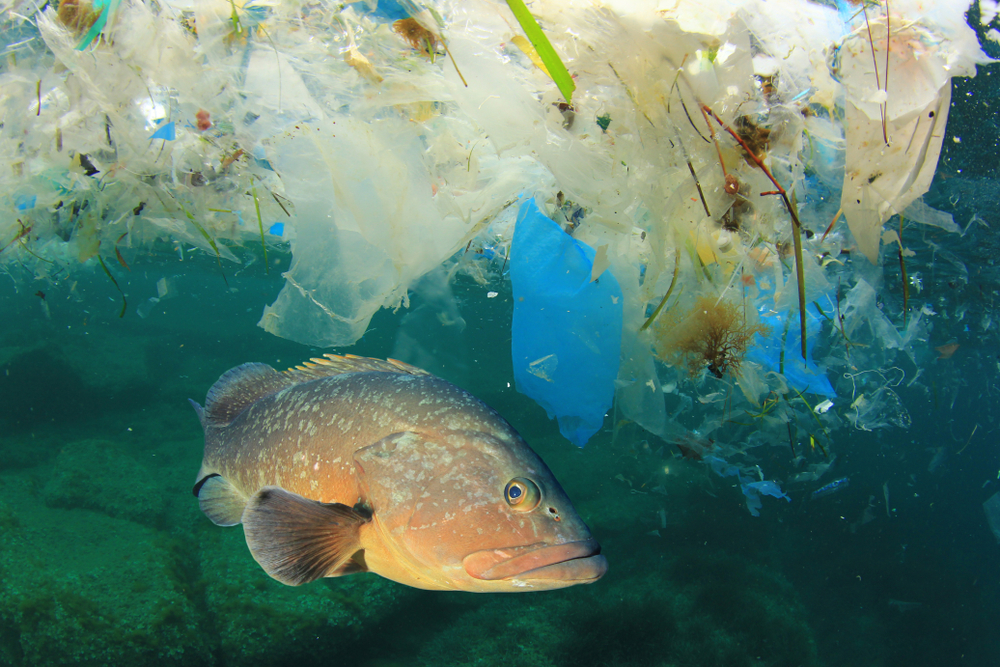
[192,355,606,592]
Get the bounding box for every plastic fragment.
[74,0,122,51]
[149,122,176,141]
[15,195,36,211]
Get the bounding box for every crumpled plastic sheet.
[842,367,912,431]
[510,198,623,447]
[846,385,912,431]
[706,455,790,517]
[838,278,928,362]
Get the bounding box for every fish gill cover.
[0,0,994,511]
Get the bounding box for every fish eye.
[504,477,541,511]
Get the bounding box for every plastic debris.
[984,493,1000,544]
[750,304,836,398]
[0,0,990,483]
[149,122,176,141]
[834,0,987,263]
[510,199,622,447]
[707,456,790,517]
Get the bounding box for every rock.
[43,439,167,527]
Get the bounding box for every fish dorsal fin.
[202,356,432,428]
[242,486,370,586]
[283,354,431,382]
[202,363,296,427]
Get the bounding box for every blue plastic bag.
[510,198,622,447]
[748,303,835,398]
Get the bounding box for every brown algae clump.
[654,296,768,379]
[56,0,101,35]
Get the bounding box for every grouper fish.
[191,354,607,592]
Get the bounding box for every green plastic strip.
[75,0,122,51]
[505,0,575,104]
[251,181,268,274]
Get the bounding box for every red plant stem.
[861,2,889,145]
[884,1,890,145]
[1,220,32,254]
[820,208,842,242]
[701,104,808,360]
[701,106,729,178]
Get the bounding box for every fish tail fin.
[243,486,370,586]
[193,473,248,526]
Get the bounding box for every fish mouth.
[463,539,607,584]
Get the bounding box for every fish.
[191,354,607,592]
[810,477,850,500]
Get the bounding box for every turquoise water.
[2,206,999,666]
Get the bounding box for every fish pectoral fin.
[194,474,247,526]
[242,486,369,586]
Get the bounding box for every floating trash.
[0,0,990,459]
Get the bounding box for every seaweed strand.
[96,248,127,318]
[641,248,681,331]
[179,203,229,287]
[701,104,808,360]
[251,180,269,274]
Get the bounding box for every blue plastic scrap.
[251,145,275,171]
[348,0,410,21]
[14,194,36,211]
[150,122,176,141]
[706,455,790,517]
[510,198,623,447]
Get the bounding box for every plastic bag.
[510,199,622,447]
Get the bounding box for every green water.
[1,241,998,666]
